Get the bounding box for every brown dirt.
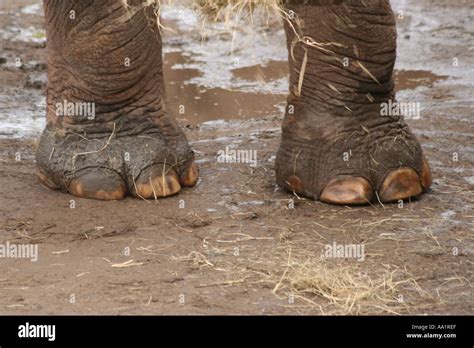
[0,0,472,315]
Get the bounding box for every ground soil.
[0,0,472,314]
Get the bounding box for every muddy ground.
[0,0,472,314]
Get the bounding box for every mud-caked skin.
[36,0,198,200]
[275,0,432,204]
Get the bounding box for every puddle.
[231,60,288,83]
[165,83,285,124]
[394,70,448,91]
[161,9,288,125]
[163,51,286,124]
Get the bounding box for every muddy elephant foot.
[276,114,432,205]
[36,1,199,200]
[276,0,433,205]
[36,124,198,200]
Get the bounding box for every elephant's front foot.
[36,123,198,201]
[275,111,432,205]
[36,0,199,201]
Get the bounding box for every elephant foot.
[275,113,432,205]
[36,124,198,200]
[35,0,199,201]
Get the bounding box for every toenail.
[379,168,422,203]
[320,176,374,205]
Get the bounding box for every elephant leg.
[36,0,198,200]
[276,0,432,204]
